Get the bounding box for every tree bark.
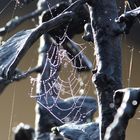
[88,1,122,139]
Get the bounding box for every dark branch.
[88,0,122,139]
[0,0,89,37]
[12,67,40,81]
[0,9,43,36]
[0,12,73,94]
[55,122,99,140]
[62,38,93,71]
[82,23,94,42]
[40,0,92,71]
[116,6,140,34]
[13,123,34,140]
[105,88,140,140]
[128,0,140,9]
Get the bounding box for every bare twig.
[62,38,93,71]
[0,12,73,78]
[0,0,89,37]
[116,7,140,33]
[128,0,140,9]
[82,23,94,42]
[0,12,73,95]
[0,9,43,36]
[12,67,40,81]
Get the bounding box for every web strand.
[0,0,13,15]
[8,84,16,140]
[3,0,18,41]
[128,47,134,87]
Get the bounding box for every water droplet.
[132,100,138,106]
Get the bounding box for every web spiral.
[29,35,95,123]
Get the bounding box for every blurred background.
[0,0,140,140]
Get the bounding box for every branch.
[0,12,73,94]
[2,12,73,78]
[88,0,122,139]
[55,122,99,140]
[12,67,40,81]
[0,67,39,94]
[116,6,140,34]
[40,0,92,71]
[0,0,89,37]
[13,123,34,140]
[128,0,140,9]
[105,88,140,140]
[62,0,89,13]
[0,0,91,95]
[82,23,94,42]
[62,38,93,71]
[42,0,89,40]
[0,9,43,36]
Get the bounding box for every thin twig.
[0,9,43,36]
[116,6,140,33]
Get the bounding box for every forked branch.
[116,6,140,33]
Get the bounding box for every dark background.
[0,0,140,139]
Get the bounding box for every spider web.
[29,35,94,124]
[29,0,95,123]
[0,0,95,127]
